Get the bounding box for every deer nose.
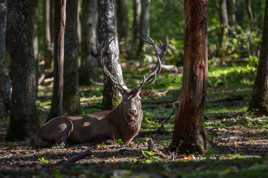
[128,109,137,116]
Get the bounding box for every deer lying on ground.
[32,37,168,147]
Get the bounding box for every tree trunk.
[80,0,100,85]
[6,0,39,140]
[44,0,53,70]
[246,0,254,27]
[49,0,67,119]
[228,0,236,27]
[116,0,129,57]
[218,0,229,59]
[77,2,82,52]
[98,0,124,109]
[33,0,39,96]
[0,0,11,119]
[132,0,141,53]
[236,0,244,27]
[50,0,55,47]
[249,0,268,115]
[170,0,209,154]
[138,0,150,56]
[63,0,80,115]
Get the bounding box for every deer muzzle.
[128,109,138,117]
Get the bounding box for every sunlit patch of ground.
[1,63,267,177]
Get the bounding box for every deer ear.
[140,88,152,97]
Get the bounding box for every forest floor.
[1,63,268,177]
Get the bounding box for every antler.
[98,40,128,94]
[134,37,169,91]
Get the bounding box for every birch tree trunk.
[98,0,124,109]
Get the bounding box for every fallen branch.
[148,138,170,159]
[148,64,181,73]
[159,108,176,125]
[161,64,180,73]
[142,98,178,105]
[62,150,92,165]
[205,112,244,120]
[209,95,244,103]
[85,104,102,109]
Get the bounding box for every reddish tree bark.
[246,0,254,27]
[170,0,209,154]
[49,0,66,119]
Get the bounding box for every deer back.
[68,110,117,143]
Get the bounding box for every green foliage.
[52,171,63,178]
[152,73,182,91]
[228,154,245,160]
[115,138,124,145]
[142,150,160,164]
[248,56,259,67]
[71,165,85,175]
[150,0,184,41]
[229,28,262,59]
[7,142,17,150]
[38,157,49,164]
[205,149,220,161]
[51,143,65,150]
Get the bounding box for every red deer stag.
[32,37,168,146]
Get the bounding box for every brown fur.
[33,93,143,146]
[32,37,166,147]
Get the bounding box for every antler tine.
[135,37,168,90]
[135,56,161,90]
[98,39,128,94]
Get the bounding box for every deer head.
[98,37,169,123]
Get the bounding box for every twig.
[62,150,92,166]
[160,109,176,125]
[142,98,177,105]
[209,95,244,103]
[85,104,102,109]
[148,138,169,159]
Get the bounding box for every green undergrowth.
[2,62,267,178]
[33,63,258,130]
[21,157,268,178]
